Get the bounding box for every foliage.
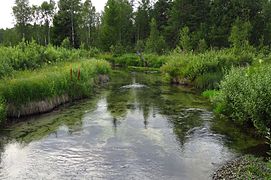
[0,40,99,78]
[0,59,111,106]
[229,18,252,52]
[107,53,168,68]
[146,19,167,54]
[135,40,145,53]
[52,0,81,48]
[214,65,271,133]
[135,0,151,41]
[61,37,71,49]
[197,39,208,52]
[161,50,254,89]
[81,0,96,48]
[100,0,133,51]
[179,26,192,52]
[12,0,32,40]
[2,0,271,51]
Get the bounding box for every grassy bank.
[0,59,111,122]
[161,50,254,89]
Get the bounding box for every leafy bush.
[213,65,271,133]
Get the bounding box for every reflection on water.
[0,71,264,180]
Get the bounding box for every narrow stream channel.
[0,71,263,180]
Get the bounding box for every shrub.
[214,65,271,133]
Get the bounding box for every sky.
[0,0,107,29]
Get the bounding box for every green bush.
[214,65,271,133]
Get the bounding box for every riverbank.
[0,59,111,123]
[213,155,271,179]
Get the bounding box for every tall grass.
[0,41,99,78]
[97,53,168,68]
[161,50,254,90]
[0,59,111,107]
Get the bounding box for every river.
[0,71,263,180]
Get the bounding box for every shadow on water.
[0,70,266,179]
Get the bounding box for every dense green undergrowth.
[0,59,110,123]
[161,50,254,89]
[97,53,167,68]
[0,41,99,78]
[212,65,271,133]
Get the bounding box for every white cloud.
[0,0,107,29]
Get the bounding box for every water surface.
[0,71,263,180]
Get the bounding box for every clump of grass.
[202,90,219,99]
[161,50,254,90]
[0,59,111,106]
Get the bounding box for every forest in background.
[1,0,271,53]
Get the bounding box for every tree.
[135,0,151,41]
[152,0,171,35]
[80,0,96,48]
[31,5,42,44]
[209,0,263,48]
[197,39,208,52]
[261,0,271,47]
[229,18,252,52]
[179,26,192,52]
[52,0,81,48]
[165,0,210,48]
[100,0,133,51]
[146,18,167,54]
[40,0,55,45]
[12,0,32,40]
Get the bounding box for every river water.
[0,71,263,180]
